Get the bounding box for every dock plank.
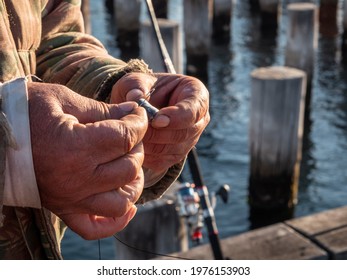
[315,226,347,260]
[155,206,347,260]
[285,206,347,236]
[220,224,327,260]
[157,224,327,260]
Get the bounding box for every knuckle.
[121,117,146,154]
[123,154,143,183]
[126,161,140,182]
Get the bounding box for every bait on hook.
[137,98,159,121]
[137,88,159,121]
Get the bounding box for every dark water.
[61,0,347,259]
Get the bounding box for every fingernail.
[118,102,137,112]
[126,89,144,101]
[153,114,170,128]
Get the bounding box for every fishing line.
[98,239,102,260]
[113,234,192,260]
[96,0,223,261]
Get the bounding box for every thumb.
[28,82,140,124]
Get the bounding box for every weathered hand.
[110,72,210,173]
[28,82,148,239]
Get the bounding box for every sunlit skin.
[28,82,147,240]
[111,72,210,174]
[27,72,210,240]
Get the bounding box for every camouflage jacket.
[0,0,183,259]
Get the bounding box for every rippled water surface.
[61,0,347,259]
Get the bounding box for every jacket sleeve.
[36,0,151,100]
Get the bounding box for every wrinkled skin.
[27,71,210,240]
[28,82,148,240]
[111,73,210,174]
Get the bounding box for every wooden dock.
[157,206,347,260]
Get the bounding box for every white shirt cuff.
[0,77,41,208]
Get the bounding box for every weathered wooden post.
[344,0,347,33]
[113,0,141,58]
[258,0,280,29]
[319,0,338,38]
[140,19,182,73]
[105,0,114,15]
[81,0,91,34]
[259,0,279,14]
[152,0,169,19]
[285,3,317,107]
[115,198,188,259]
[213,0,234,43]
[249,0,260,11]
[183,0,213,82]
[184,0,213,56]
[249,66,307,214]
[342,0,347,60]
[114,0,141,33]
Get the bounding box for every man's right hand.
[28,82,148,240]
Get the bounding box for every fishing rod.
[144,0,224,260]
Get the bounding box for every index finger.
[152,93,209,130]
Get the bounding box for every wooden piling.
[213,0,234,43]
[344,0,347,32]
[258,0,280,29]
[113,0,141,36]
[115,199,188,260]
[113,0,141,59]
[183,0,212,82]
[183,0,213,56]
[319,0,338,38]
[81,0,91,34]
[342,0,347,59]
[140,19,182,73]
[152,0,169,19]
[285,3,317,107]
[259,0,279,13]
[113,0,141,34]
[249,66,307,211]
[249,0,260,11]
[105,0,114,15]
